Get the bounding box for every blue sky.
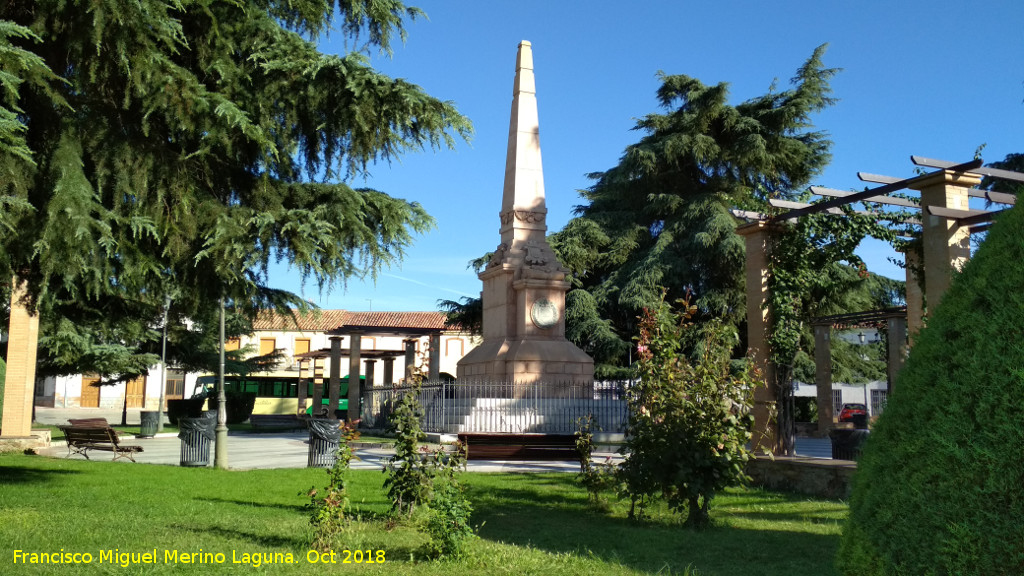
[271,0,1024,312]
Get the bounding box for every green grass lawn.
[0,453,845,575]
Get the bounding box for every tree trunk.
[686,495,710,528]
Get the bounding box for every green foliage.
[551,45,838,370]
[767,210,899,454]
[423,442,476,559]
[0,1,470,330]
[305,421,361,552]
[383,388,434,518]
[839,201,1024,575]
[438,296,483,335]
[620,294,760,528]
[574,414,618,507]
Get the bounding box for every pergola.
[734,156,1023,452]
[314,325,444,422]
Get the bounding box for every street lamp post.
[214,296,229,469]
[157,294,172,433]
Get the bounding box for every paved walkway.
[34,406,833,471]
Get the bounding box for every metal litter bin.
[178,417,216,467]
[307,419,342,468]
[139,411,160,438]
[829,428,870,461]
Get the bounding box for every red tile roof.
[252,310,447,332]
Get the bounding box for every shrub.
[838,202,1024,574]
[383,388,434,518]
[423,443,476,559]
[305,421,360,552]
[575,414,617,507]
[620,294,760,527]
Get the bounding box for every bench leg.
[66,446,91,460]
[111,449,137,463]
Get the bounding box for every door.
[80,376,101,408]
[125,376,146,408]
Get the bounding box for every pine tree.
[551,45,837,372]
[0,1,470,317]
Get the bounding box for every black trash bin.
[178,417,216,467]
[139,411,160,438]
[307,419,342,468]
[829,428,870,461]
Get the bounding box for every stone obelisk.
[457,41,594,386]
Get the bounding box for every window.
[225,338,241,351]
[259,338,276,356]
[446,338,465,357]
[165,369,185,398]
[294,338,311,356]
[871,389,888,416]
[832,390,843,415]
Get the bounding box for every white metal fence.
[362,379,630,434]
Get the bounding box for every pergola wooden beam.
[767,159,982,223]
[912,156,1024,183]
[768,199,921,225]
[810,186,920,208]
[927,206,999,227]
[858,172,1016,205]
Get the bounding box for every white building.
[34,310,479,414]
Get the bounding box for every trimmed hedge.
[838,202,1024,574]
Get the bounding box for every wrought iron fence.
[361,379,631,434]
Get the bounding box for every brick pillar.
[910,170,981,312]
[736,221,777,453]
[1,281,40,438]
[814,324,834,436]
[904,249,924,347]
[886,316,908,395]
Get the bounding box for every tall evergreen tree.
[551,45,836,374]
[0,0,470,319]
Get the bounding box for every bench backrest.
[61,426,119,446]
[67,418,111,428]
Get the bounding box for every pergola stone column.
[383,357,396,387]
[347,331,362,422]
[0,282,40,438]
[735,220,778,453]
[296,359,309,415]
[910,170,982,312]
[813,325,834,436]
[328,336,343,417]
[311,358,325,416]
[403,339,417,382]
[428,333,441,382]
[363,359,376,422]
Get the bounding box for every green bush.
[838,202,1024,574]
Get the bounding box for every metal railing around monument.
[361,379,631,434]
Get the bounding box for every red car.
[838,403,868,423]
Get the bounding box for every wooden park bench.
[58,425,144,463]
[457,432,579,461]
[248,414,306,431]
[67,417,114,428]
